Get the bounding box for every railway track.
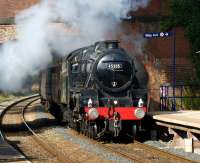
[1,96,128,163]
[103,141,198,163]
[68,129,198,163]
[1,96,198,163]
[0,95,70,163]
[134,141,197,162]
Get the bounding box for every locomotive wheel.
[93,125,98,139]
[76,121,80,133]
[88,125,97,139]
[45,101,51,112]
[132,124,137,140]
[80,121,84,134]
[81,121,87,135]
[69,117,74,129]
[83,121,88,136]
[88,125,93,138]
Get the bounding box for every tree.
[162,0,200,80]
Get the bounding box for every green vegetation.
[0,17,15,25]
[182,86,200,109]
[161,0,200,80]
[0,75,39,103]
[165,86,200,110]
[0,92,15,103]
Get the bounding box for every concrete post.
[184,138,193,153]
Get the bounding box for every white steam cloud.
[131,0,150,10]
[0,0,150,91]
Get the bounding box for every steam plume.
[0,0,150,91]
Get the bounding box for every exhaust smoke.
[0,0,150,91]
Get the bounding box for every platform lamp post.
[172,28,176,111]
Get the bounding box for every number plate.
[108,63,123,71]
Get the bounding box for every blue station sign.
[144,32,170,38]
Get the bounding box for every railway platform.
[0,99,30,163]
[148,111,200,130]
[0,141,30,163]
[147,111,200,154]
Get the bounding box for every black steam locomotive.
[40,40,148,139]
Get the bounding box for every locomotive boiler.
[40,40,148,139]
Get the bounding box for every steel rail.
[21,97,72,163]
[69,130,144,163]
[2,95,196,163]
[102,140,197,163]
[101,143,144,163]
[69,129,198,163]
[0,94,40,140]
[0,95,40,162]
[134,140,197,163]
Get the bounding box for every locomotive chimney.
[95,40,119,52]
[105,40,119,49]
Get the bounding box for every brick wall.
[114,1,194,110]
[0,25,16,43]
[146,27,190,59]
[131,0,170,16]
[0,0,39,42]
[0,0,39,18]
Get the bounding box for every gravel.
[34,105,132,163]
[144,140,200,162]
[55,127,132,163]
[34,104,200,162]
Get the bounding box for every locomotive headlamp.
[88,108,99,120]
[114,100,118,105]
[134,108,145,119]
[138,98,144,108]
[88,98,93,108]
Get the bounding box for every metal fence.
[160,84,200,111]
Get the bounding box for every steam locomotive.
[40,40,148,139]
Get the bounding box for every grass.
[0,93,16,103]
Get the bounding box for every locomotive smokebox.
[94,49,134,93]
